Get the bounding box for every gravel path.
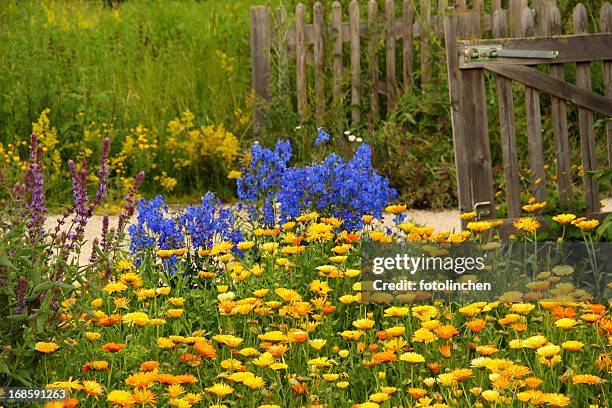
[47,198,612,265]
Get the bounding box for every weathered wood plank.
[459,34,612,67]
[509,0,528,37]
[574,4,600,212]
[368,0,379,118]
[250,6,271,133]
[444,13,471,222]
[459,11,496,222]
[521,8,547,204]
[274,6,289,94]
[295,4,308,118]
[547,5,573,208]
[480,64,612,117]
[403,0,413,88]
[446,10,495,225]
[313,2,326,122]
[493,9,521,219]
[420,0,431,86]
[332,1,344,131]
[385,0,397,107]
[602,2,612,167]
[349,0,361,125]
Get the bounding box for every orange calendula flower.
[35,342,59,353]
[572,374,605,385]
[102,342,125,352]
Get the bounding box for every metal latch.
[473,201,493,219]
[463,45,558,61]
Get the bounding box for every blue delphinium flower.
[315,127,331,146]
[236,133,397,229]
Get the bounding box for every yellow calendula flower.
[552,213,576,224]
[237,241,255,251]
[513,217,541,233]
[205,383,234,398]
[35,342,59,353]
[384,306,410,317]
[305,223,334,241]
[459,211,477,221]
[352,318,375,330]
[308,357,333,368]
[400,352,425,363]
[555,318,578,330]
[107,390,134,407]
[385,204,407,215]
[575,219,599,231]
[467,221,492,232]
[522,201,547,213]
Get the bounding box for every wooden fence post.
[420,0,431,87]
[349,0,361,126]
[574,4,600,212]
[295,4,308,119]
[274,6,289,95]
[385,0,397,107]
[403,0,413,88]
[547,5,573,207]
[521,8,547,204]
[509,0,528,36]
[250,6,271,134]
[492,9,521,219]
[332,1,344,133]
[368,0,380,119]
[601,2,612,167]
[445,10,495,223]
[313,2,326,122]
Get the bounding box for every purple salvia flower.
[100,214,110,252]
[94,138,110,202]
[15,276,27,314]
[24,133,47,242]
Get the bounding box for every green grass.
[0,0,261,206]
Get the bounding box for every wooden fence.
[445,0,612,230]
[250,0,454,131]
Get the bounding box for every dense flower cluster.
[34,208,610,408]
[129,193,242,259]
[237,139,397,229]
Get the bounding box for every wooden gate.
[445,1,612,232]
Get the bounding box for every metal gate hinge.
[463,45,558,61]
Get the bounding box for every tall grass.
[0,0,260,206]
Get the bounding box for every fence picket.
[493,10,521,219]
[295,4,307,118]
[385,0,397,107]
[313,2,326,122]
[573,4,600,212]
[521,8,547,204]
[403,0,414,88]
[332,1,343,132]
[274,7,289,95]
[349,0,361,125]
[601,2,612,167]
[250,6,271,134]
[509,0,528,36]
[547,6,573,207]
[368,0,380,119]
[420,0,432,87]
